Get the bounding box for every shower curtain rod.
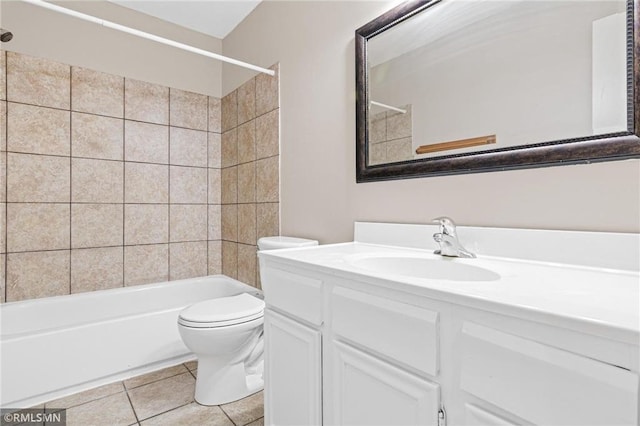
[22,0,276,76]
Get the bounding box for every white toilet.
[177,236,318,406]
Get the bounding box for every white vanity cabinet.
[260,261,639,426]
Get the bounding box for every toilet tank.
[257,236,318,251]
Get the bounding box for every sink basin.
[347,254,501,282]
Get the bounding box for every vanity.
[258,222,640,426]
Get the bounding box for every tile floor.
[40,361,264,426]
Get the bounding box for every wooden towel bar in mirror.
[355,0,640,182]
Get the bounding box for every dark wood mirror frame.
[356,0,640,183]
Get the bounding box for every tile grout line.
[124,388,141,425]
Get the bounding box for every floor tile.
[220,391,264,426]
[245,418,265,426]
[184,361,197,371]
[139,403,233,426]
[124,364,189,390]
[65,392,137,426]
[45,382,125,409]
[127,372,195,420]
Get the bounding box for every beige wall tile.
[170,166,207,204]
[221,90,237,132]
[170,127,207,167]
[125,79,169,125]
[256,156,279,203]
[7,153,70,202]
[221,166,237,204]
[237,244,257,286]
[222,241,237,279]
[208,132,221,168]
[208,168,221,204]
[0,155,5,201]
[71,204,123,248]
[238,204,257,245]
[386,106,412,140]
[385,137,413,163]
[0,254,5,303]
[170,241,207,280]
[72,67,124,118]
[72,158,124,203]
[124,204,169,245]
[1,102,6,151]
[125,244,169,286]
[6,250,70,301]
[7,103,70,156]
[221,128,238,168]
[7,52,70,109]
[71,247,123,293]
[170,89,208,131]
[125,121,169,164]
[369,142,386,165]
[208,240,222,275]
[255,64,278,116]
[208,205,221,240]
[125,163,168,203]
[257,203,279,239]
[256,110,279,159]
[208,97,221,133]
[221,204,238,241]
[370,112,386,143]
[0,204,5,252]
[170,204,207,242]
[238,162,256,203]
[7,203,70,252]
[238,120,256,164]
[238,78,256,125]
[0,51,5,101]
[72,112,123,160]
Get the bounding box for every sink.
[347,254,501,282]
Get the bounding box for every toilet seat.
[178,293,265,328]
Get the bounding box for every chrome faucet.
[432,217,476,258]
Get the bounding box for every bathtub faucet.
[432,217,475,258]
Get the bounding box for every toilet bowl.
[177,236,318,406]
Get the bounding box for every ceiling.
[110,0,262,39]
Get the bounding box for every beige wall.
[223,0,640,243]
[0,0,223,97]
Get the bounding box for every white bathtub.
[0,275,260,408]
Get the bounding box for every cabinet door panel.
[464,404,518,426]
[264,309,321,426]
[460,322,639,426]
[332,341,440,426]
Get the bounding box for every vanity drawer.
[331,286,439,376]
[460,322,639,426]
[261,267,323,325]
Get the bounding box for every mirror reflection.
[367,0,628,166]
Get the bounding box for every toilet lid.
[178,293,265,326]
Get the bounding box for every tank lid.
[258,236,319,250]
[178,293,264,324]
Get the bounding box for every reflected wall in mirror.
[356,0,640,182]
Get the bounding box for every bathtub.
[0,275,260,408]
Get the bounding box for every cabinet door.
[264,309,321,426]
[331,341,440,426]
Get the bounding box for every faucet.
[432,217,476,258]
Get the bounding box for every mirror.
[356,0,640,182]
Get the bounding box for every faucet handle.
[431,217,457,236]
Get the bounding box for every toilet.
[177,236,318,406]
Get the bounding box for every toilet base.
[194,356,264,406]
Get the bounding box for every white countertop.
[259,242,640,345]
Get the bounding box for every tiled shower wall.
[220,65,280,287]
[369,105,413,165]
[0,50,227,302]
